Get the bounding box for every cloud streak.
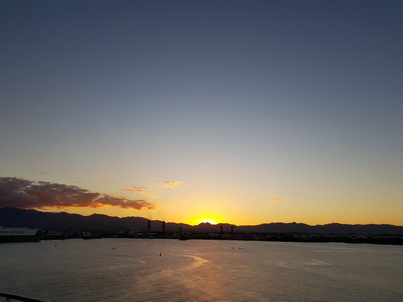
[0,177,156,210]
[162,181,183,188]
[121,186,161,198]
[122,187,150,192]
[270,198,285,203]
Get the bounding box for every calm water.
[1,239,403,301]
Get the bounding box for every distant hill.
[0,207,152,232]
[236,222,403,234]
[1,207,403,234]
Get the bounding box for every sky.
[1,0,403,226]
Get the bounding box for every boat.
[0,227,42,242]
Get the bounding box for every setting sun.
[194,218,218,225]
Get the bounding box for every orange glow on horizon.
[197,218,218,225]
[190,215,222,226]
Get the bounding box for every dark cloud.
[0,177,155,210]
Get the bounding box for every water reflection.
[1,239,402,301]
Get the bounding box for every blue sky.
[1,0,402,225]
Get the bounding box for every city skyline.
[1,0,403,226]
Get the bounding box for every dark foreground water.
[1,239,402,301]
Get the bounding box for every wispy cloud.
[122,187,150,192]
[162,180,184,188]
[270,197,285,203]
[0,177,156,210]
[121,186,161,198]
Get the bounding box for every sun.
[189,209,222,225]
[197,218,218,225]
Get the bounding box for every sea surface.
[1,239,403,301]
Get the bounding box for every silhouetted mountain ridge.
[1,207,402,234]
[236,222,403,234]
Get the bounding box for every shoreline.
[38,231,403,246]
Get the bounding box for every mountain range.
[1,207,403,235]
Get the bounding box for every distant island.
[1,207,402,245]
